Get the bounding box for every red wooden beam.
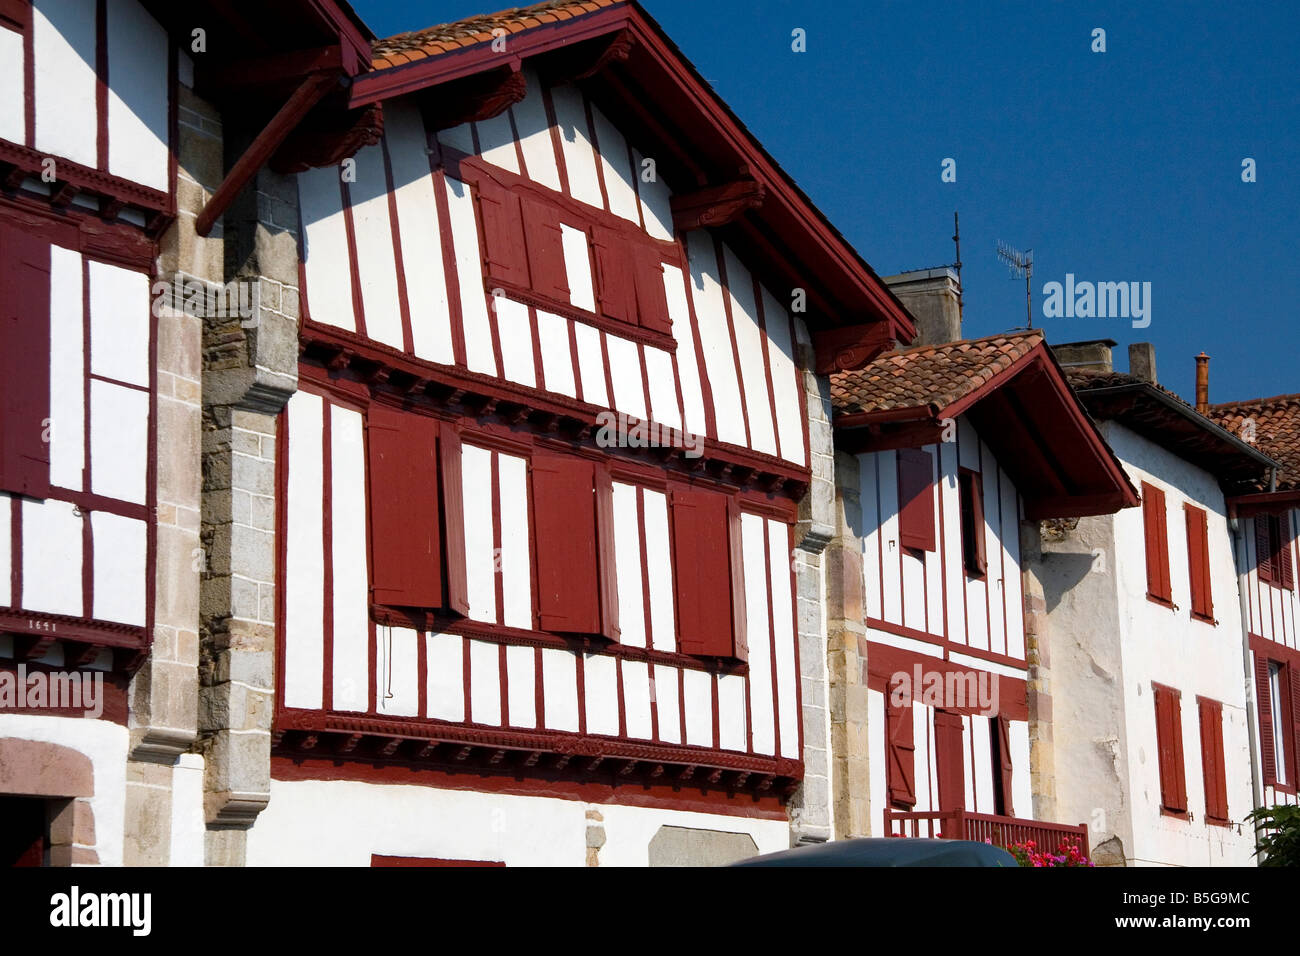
[195,71,339,237]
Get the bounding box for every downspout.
[1232,516,1265,822]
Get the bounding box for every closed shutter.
[632,244,672,335]
[0,222,51,499]
[994,715,1015,817]
[1256,516,1274,585]
[1185,504,1213,621]
[1142,483,1171,603]
[1256,654,1277,786]
[886,700,916,808]
[439,423,469,616]
[367,405,442,608]
[531,455,602,635]
[591,225,636,324]
[933,710,966,814]
[959,468,986,576]
[1197,697,1228,823]
[671,487,744,658]
[1277,515,1295,591]
[1153,684,1187,812]
[520,195,570,302]
[475,177,529,289]
[897,448,936,552]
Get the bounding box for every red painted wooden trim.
[320,399,335,710]
[713,236,752,450]
[8,497,19,606]
[750,272,783,461]
[22,0,33,149]
[0,142,171,226]
[339,175,368,339]
[379,134,416,355]
[490,449,505,625]
[94,0,107,172]
[897,447,936,554]
[439,422,469,616]
[866,616,1028,671]
[275,404,290,722]
[678,238,717,441]
[195,72,337,237]
[580,90,612,215]
[865,640,1029,722]
[539,83,572,199]
[427,140,469,368]
[763,518,781,758]
[0,220,50,499]
[1152,681,1188,814]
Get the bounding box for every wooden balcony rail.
[884,809,1090,856]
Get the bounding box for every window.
[366,407,467,614]
[958,468,986,577]
[1184,504,1213,622]
[1256,655,1298,790]
[530,454,618,640]
[0,220,52,499]
[886,699,916,809]
[462,157,673,336]
[933,710,966,813]
[1142,482,1171,606]
[1256,513,1294,590]
[991,715,1015,817]
[670,487,746,660]
[1196,697,1229,825]
[1152,682,1187,815]
[897,448,935,553]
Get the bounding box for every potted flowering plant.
[1005,837,1094,867]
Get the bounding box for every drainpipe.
[1232,517,1265,823]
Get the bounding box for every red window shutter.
[1184,504,1213,620]
[1153,684,1187,812]
[1197,697,1228,823]
[531,455,602,635]
[367,406,442,608]
[591,225,636,324]
[897,448,936,552]
[1277,515,1295,591]
[959,468,986,576]
[933,710,966,814]
[439,423,469,616]
[886,701,917,808]
[0,222,51,499]
[631,244,672,335]
[475,176,529,289]
[519,195,570,302]
[1256,654,1277,787]
[671,487,742,658]
[994,715,1015,817]
[1142,483,1170,602]
[1290,664,1300,787]
[594,466,620,642]
[1256,515,1274,585]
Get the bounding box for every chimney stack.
[1051,339,1116,374]
[884,267,962,346]
[1128,342,1157,384]
[1195,352,1210,413]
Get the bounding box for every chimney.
[1129,342,1157,384]
[884,267,961,346]
[1051,339,1116,374]
[1195,352,1209,413]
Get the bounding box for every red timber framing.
[0,201,154,671]
[1251,634,1300,794]
[273,377,804,799]
[1152,682,1188,817]
[349,1,917,348]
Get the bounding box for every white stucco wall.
[245,778,789,867]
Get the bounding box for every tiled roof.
[371,0,622,69]
[1208,393,1300,491]
[830,330,1043,416]
[1064,367,1195,409]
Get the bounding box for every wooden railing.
[884,809,1090,856]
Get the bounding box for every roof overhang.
[1075,383,1276,495]
[835,343,1140,519]
[350,1,915,339]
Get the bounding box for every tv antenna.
[952,212,964,330]
[996,240,1034,330]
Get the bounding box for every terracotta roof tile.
[371,0,624,69]
[1208,393,1300,491]
[829,330,1043,418]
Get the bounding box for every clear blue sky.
[351,0,1300,405]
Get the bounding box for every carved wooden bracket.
[670,178,765,231]
[810,322,896,374]
[421,65,526,134]
[270,101,385,175]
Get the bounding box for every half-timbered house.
[1210,391,1300,814]
[1030,341,1270,866]
[244,0,917,866]
[824,319,1139,848]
